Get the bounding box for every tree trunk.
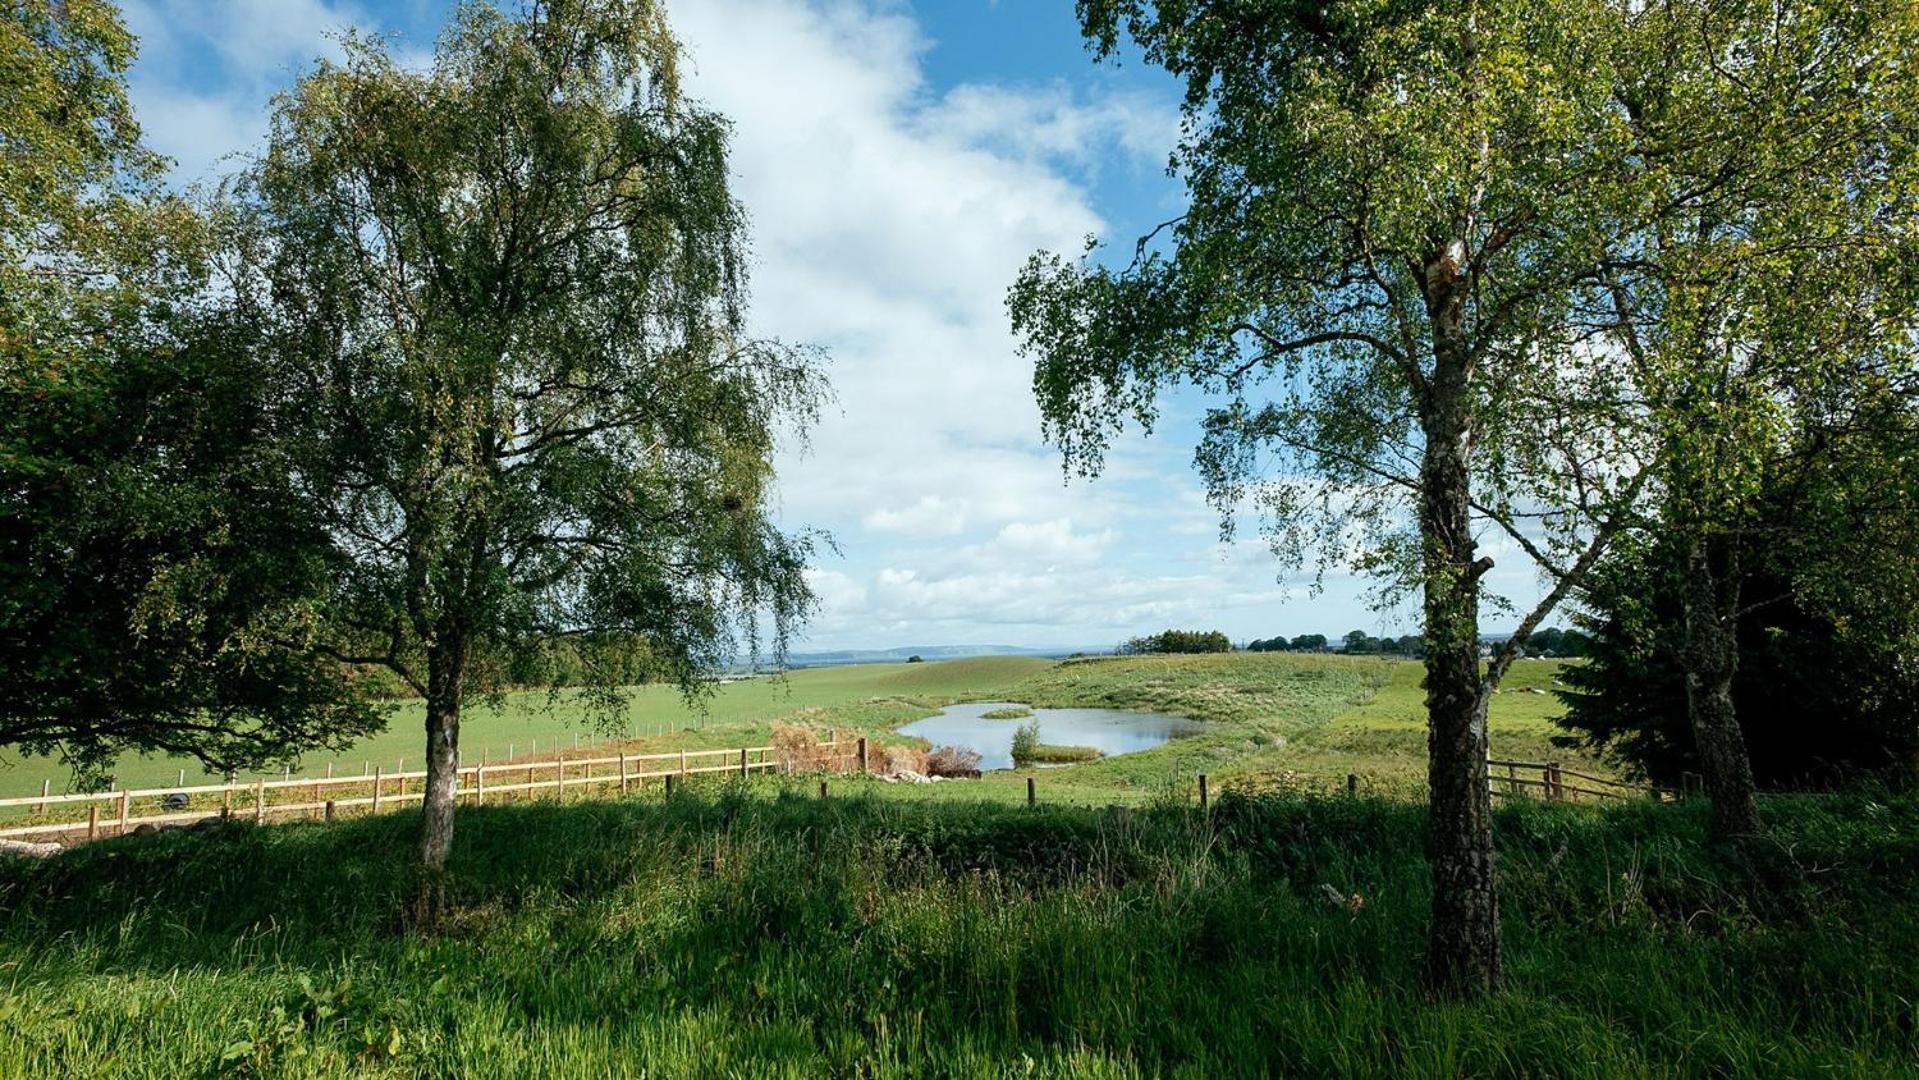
[420,637,468,871]
[1417,263,1502,995]
[1682,536,1760,838]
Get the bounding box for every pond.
[896,701,1204,771]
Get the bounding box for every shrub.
[1120,629,1233,654]
[770,721,857,773]
[924,745,983,777]
[980,706,1032,720]
[875,742,927,776]
[1010,718,1041,767]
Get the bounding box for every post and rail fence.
[1487,759,1675,803]
[0,738,865,846]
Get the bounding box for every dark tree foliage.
[0,333,385,787]
[1245,637,1291,652]
[1120,629,1233,655]
[1,0,382,787]
[1558,539,1919,789]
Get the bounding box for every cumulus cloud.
[119,0,1413,649]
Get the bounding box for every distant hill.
[784,644,1086,668]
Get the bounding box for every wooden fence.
[1488,759,1674,803]
[0,738,865,845]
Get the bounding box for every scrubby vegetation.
[0,788,1913,1075]
[1025,744,1102,764]
[923,745,983,777]
[979,706,1032,720]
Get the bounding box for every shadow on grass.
[0,785,1915,1074]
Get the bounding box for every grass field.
[0,657,1051,799]
[1,651,1913,1074]
[1,784,1913,1075]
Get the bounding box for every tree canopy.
[230,0,824,870]
[1,0,381,786]
[1120,629,1233,655]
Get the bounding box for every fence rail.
[1488,759,1674,803]
[1,738,865,845]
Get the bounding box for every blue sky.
[117,0,1552,651]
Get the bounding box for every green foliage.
[1,1,381,786]
[1119,629,1232,655]
[1558,534,1919,789]
[0,321,386,786]
[1025,744,1102,764]
[237,0,825,706]
[1009,717,1041,768]
[0,790,1913,1073]
[979,706,1031,720]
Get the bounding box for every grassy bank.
[1,785,1913,1075]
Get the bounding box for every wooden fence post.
[36,778,51,817]
[556,758,566,801]
[254,777,266,823]
[1507,762,1518,798]
[1547,761,1563,802]
[476,766,485,806]
[87,804,99,840]
[1347,773,1358,796]
[1198,773,1209,811]
[679,749,687,778]
[819,780,828,800]
[620,752,630,795]
[373,768,383,814]
[664,773,676,799]
[1027,776,1035,808]
[223,774,234,817]
[324,800,336,823]
[857,737,869,774]
[740,747,749,778]
[118,790,130,835]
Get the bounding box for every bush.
[1119,629,1233,654]
[980,706,1032,720]
[924,745,982,776]
[874,742,926,777]
[770,721,857,773]
[1010,718,1041,767]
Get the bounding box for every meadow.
[1,652,1913,1075]
[0,657,1052,799]
[0,784,1913,1076]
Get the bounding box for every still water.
[896,701,1203,771]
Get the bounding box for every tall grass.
[1,783,1914,1076]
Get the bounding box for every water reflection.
[896,701,1203,770]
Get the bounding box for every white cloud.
[116,0,1432,649]
[988,518,1113,566]
[863,495,968,537]
[122,0,372,184]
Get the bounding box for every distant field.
[0,657,1049,799]
[0,651,1603,808]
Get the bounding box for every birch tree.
[235,0,824,874]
